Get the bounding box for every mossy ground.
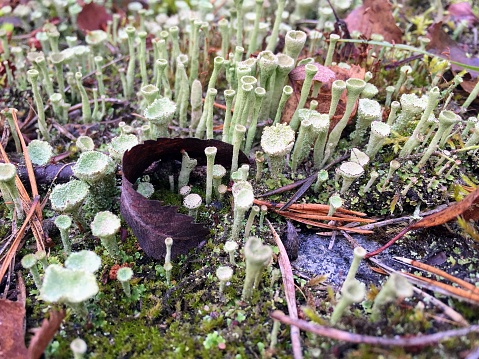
[2,1,479,357]
[14,151,479,358]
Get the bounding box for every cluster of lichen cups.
[3,0,479,355]
[330,246,414,325]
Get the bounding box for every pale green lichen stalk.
[331,279,365,324]
[54,214,73,255]
[0,163,24,220]
[91,211,121,259]
[322,78,366,165]
[22,254,42,288]
[231,188,254,241]
[342,247,367,286]
[242,237,273,301]
[72,151,116,212]
[261,123,295,178]
[178,150,197,190]
[117,267,133,297]
[371,273,413,321]
[216,266,233,294]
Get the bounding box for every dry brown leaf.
[410,186,479,229]
[77,2,112,32]
[426,22,479,79]
[121,138,249,260]
[282,64,365,128]
[446,2,479,26]
[344,0,403,44]
[27,310,65,359]
[0,299,28,359]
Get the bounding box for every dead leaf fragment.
[344,0,403,44]
[426,22,479,78]
[446,2,479,26]
[27,310,65,359]
[283,63,365,128]
[77,2,112,32]
[0,299,28,359]
[121,138,249,260]
[411,187,479,229]
[366,187,479,258]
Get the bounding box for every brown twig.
[394,257,478,292]
[270,310,479,346]
[368,257,469,326]
[364,225,412,258]
[0,196,40,283]
[267,219,303,359]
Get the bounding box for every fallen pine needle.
[368,257,469,326]
[394,256,478,293]
[0,196,40,281]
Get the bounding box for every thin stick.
[394,257,478,292]
[254,199,368,217]
[368,257,469,326]
[402,272,479,304]
[279,212,374,234]
[0,196,40,281]
[267,219,303,359]
[270,310,479,346]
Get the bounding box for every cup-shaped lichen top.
[400,93,428,117]
[76,136,95,152]
[65,250,102,273]
[117,267,133,283]
[284,30,307,61]
[341,278,366,303]
[244,236,273,267]
[49,52,65,65]
[0,162,16,183]
[40,264,99,304]
[50,180,89,213]
[72,151,115,183]
[184,193,202,219]
[91,211,121,238]
[85,30,108,47]
[109,134,139,163]
[357,99,382,123]
[261,123,295,158]
[140,84,160,105]
[216,266,233,282]
[373,272,414,312]
[349,148,370,167]
[234,187,254,212]
[27,139,53,166]
[337,161,364,194]
[144,97,177,125]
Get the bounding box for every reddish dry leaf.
[289,63,336,83]
[77,2,112,32]
[27,310,65,359]
[446,2,479,26]
[410,187,479,229]
[426,22,479,78]
[0,299,28,359]
[344,0,403,44]
[366,187,479,258]
[282,63,365,129]
[121,138,249,260]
